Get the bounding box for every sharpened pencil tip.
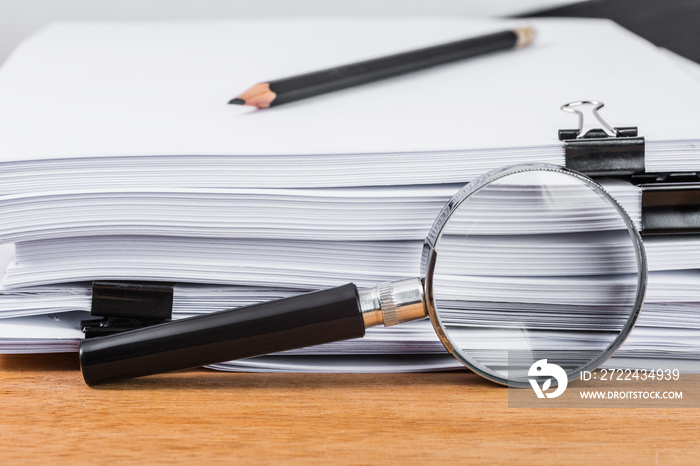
[228,98,246,105]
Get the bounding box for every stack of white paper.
[0,18,699,373]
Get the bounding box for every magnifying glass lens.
[428,167,645,386]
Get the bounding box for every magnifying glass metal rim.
[421,163,648,388]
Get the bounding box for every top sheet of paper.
[0,18,698,161]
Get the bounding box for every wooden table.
[1,353,698,464]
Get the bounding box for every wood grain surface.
[1,353,698,465]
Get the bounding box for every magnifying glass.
[79,164,646,386]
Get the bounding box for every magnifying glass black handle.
[79,283,365,385]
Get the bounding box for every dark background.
[527,0,700,64]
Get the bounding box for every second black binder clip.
[559,100,700,236]
[80,281,173,338]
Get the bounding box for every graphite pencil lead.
[228,98,246,105]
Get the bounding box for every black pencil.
[229,26,534,108]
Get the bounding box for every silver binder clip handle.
[561,100,618,137]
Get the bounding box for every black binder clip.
[559,101,645,176]
[80,281,173,338]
